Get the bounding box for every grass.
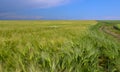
[114,24,120,31]
[0,20,120,72]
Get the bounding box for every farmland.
[0,20,120,72]
[114,24,120,31]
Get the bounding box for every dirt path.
[100,25,120,40]
[99,25,120,72]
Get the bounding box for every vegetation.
[0,20,120,72]
[114,24,120,31]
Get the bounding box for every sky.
[0,0,120,20]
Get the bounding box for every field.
[0,20,120,72]
[114,24,120,31]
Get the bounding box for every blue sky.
[0,0,120,20]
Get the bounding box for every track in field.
[100,25,120,41]
[99,24,120,72]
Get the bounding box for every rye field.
[0,20,120,72]
[114,24,120,31]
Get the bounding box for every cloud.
[0,13,43,20]
[30,0,70,8]
[0,13,10,17]
[104,16,120,20]
[0,0,70,9]
[5,15,43,20]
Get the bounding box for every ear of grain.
[0,20,120,72]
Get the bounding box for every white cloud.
[104,16,120,19]
[27,0,70,8]
[0,0,70,9]
[0,13,43,19]
[5,15,43,19]
[0,13,10,17]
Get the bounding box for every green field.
[114,24,120,30]
[0,21,120,72]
